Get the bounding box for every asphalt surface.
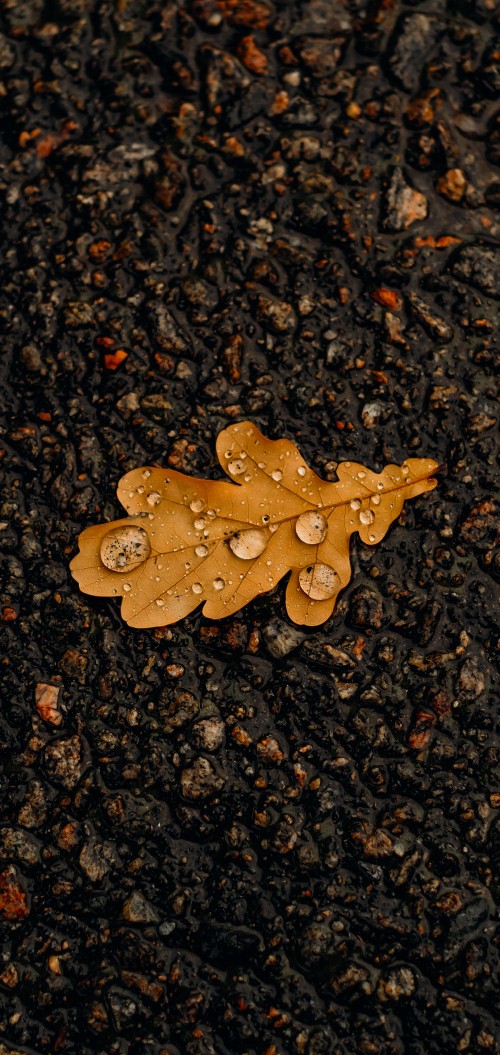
[0,1,499,1054]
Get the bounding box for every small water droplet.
[192,582,203,595]
[213,577,224,591]
[350,498,361,511]
[185,562,191,570]
[359,509,375,526]
[377,482,384,490]
[228,459,246,475]
[262,514,270,524]
[372,494,381,506]
[369,533,376,542]
[357,471,366,480]
[297,466,307,477]
[224,450,232,458]
[229,529,269,559]
[100,525,151,572]
[137,485,145,494]
[344,461,351,468]
[206,508,216,519]
[147,491,161,507]
[295,510,328,545]
[299,563,339,600]
[195,544,208,558]
[194,517,207,530]
[272,469,283,482]
[155,576,160,582]
[142,470,151,479]
[156,598,165,607]
[190,498,204,513]
[123,583,131,592]
[258,461,266,469]
[244,474,252,482]
[402,465,410,476]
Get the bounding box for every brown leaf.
[70,421,439,628]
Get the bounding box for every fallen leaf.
[70,421,439,628]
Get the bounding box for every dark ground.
[0,1,499,1053]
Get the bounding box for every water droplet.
[272,469,282,482]
[299,563,339,600]
[224,450,232,459]
[297,466,307,477]
[377,482,384,490]
[369,533,376,542]
[350,498,361,511]
[194,517,207,530]
[244,474,252,482]
[372,494,381,505]
[402,465,410,476]
[359,509,375,526]
[123,583,131,592]
[100,525,151,572]
[258,461,266,469]
[190,498,204,513]
[185,562,191,570]
[155,576,160,582]
[269,524,278,534]
[262,514,270,524]
[147,491,161,507]
[344,462,351,468]
[213,577,224,591]
[228,459,246,475]
[295,510,328,545]
[156,598,165,607]
[137,485,145,494]
[357,471,366,480]
[192,582,203,595]
[195,544,208,558]
[229,529,269,560]
[206,508,216,519]
[142,470,151,479]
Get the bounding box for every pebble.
[122,891,159,923]
[384,168,428,231]
[180,757,225,800]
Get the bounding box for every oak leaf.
[70,421,439,628]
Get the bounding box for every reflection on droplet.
[299,563,339,600]
[297,466,307,477]
[359,509,375,526]
[228,459,246,475]
[190,498,204,513]
[295,510,328,545]
[147,491,161,507]
[272,469,282,482]
[229,529,268,560]
[350,498,361,511]
[213,577,224,591]
[192,582,203,595]
[195,544,208,558]
[100,525,151,572]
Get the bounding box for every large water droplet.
[229,528,268,560]
[295,510,328,545]
[100,525,151,572]
[359,509,375,526]
[228,459,246,475]
[195,544,208,558]
[299,563,339,600]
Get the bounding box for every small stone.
[256,736,285,763]
[436,168,467,203]
[451,243,499,299]
[122,890,159,923]
[407,293,453,343]
[44,736,82,789]
[388,14,437,92]
[457,656,486,700]
[34,682,62,726]
[262,618,306,658]
[0,866,29,920]
[361,402,383,429]
[384,168,428,231]
[256,293,297,333]
[180,757,224,800]
[348,586,384,631]
[192,718,225,751]
[79,839,118,882]
[378,966,416,1001]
